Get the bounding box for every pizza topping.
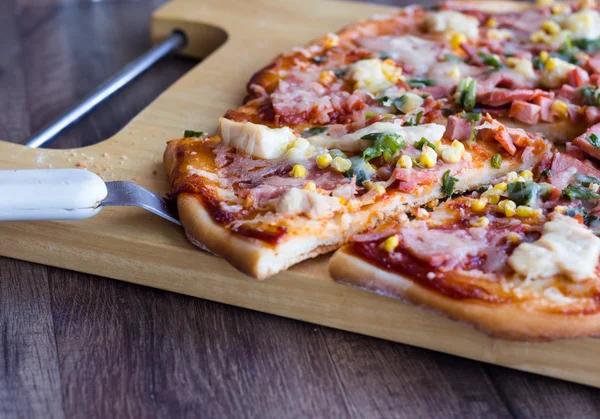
[548,152,600,189]
[508,214,600,282]
[509,100,541,125]
[540,56,577,88]
[357,36,441,75]
[572,122,600,160]
[274,188,343,219]
[218,118,296,159]
[348,58,402,94]
[424,10,480,40]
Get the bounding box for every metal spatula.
[0,169,180,224]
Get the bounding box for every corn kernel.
[541,20,560,35]
[339,196,347,205]
[551,99,569,119]
[323,33,339,49]
[435,140,442,152]
[451,140,465,153]
[471,216,490,228]
[420,145,437,168]
[516,205,535,218]
[450,32,467,50]
[316,153,333,169]
[319,70,335,86]
[520,170,534,181]
[507,232,521,244]
[545,57,558,71]
[471,198,488,212]
[441,147,461,163]
[506,172,518,183]
[380,235,399,253]
[530,30,548,44]
[554,205,568,213]
[536,0,553,5]
[373,184,386,196]
[485,18,497,27]
[494,182,508,191]
[331,156,352,172]
[397,155,413,169]
[426,199,439,209]
[551,4,567,14]
[303,181,316,191]
[539,50,549,63]
[498,199,517,217]
[290,164,307,178]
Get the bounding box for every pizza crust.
[329,247,600,341]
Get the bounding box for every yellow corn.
[471,198,488,212]
[339,196,347,205]
[397,155,413,169]
[323,33,339,49]
[420,145,437,168]
[551,4,567,14]
[539,50,549,63]
[516,205,535,218]
[554,205,568,213]
[530,30,548,44]
[520,170,534,181]
[319,71,335,86]
[498,199,517,217]
[545,57,558,71]
[316,153,333,169]
[551,100,569,119]
[486,18,497,27]
[536,0,553,5]
[451,140,465,153]
[471,217,490,228]
[373,184,386,196]
[482,188,501,205]
[303,181,316,191]
[290,164,307,178]
[380,235,399,253]
[450,32,467,50]
[506,171,518,183]
[507,232,521,244]
[331,156,352,172]
[541,20,561,35]
[426,199,439,209]
[494,182,508,191]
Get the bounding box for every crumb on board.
[75,161,87,168]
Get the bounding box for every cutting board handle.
[0,169,107,221]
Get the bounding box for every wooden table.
[1,0,599,417]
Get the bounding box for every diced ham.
[443,115,472,141]
[567,104,584,125]
[566,142,585,160]
[476,116,516,155]
[533,95,553,122]
[478,89,549,107]
[393,167,441,193]
[572,123,600,162]
[588,52,600,74]
[509,100,540,125]
[567,67,590,88]
[548,152,600,190]
[584,106,600,125]
[556,84,579,103]
[591,74,600,87]
[492,9,549,36]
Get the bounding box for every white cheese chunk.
[562,9,600,39]
[275,188,342,220]
[424,10,480,39]
[508,214,600,282]
[358,36,440,76]
[348,58,400,94]
[218,117,296,159]
[539,57,576,89]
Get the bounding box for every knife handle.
[0,169,107,221]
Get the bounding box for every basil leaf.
[302,126,328,138]
[477,51,504,69]
[507,181,541,206]
[360,132,406,161]
[442,170,459,197]
[184,130,204,138]
[575,173,600,185]
[407,78,436,88]
[456,77,477,111]
[491,154,502,169]
[414,137,436,151]
[587,133,600,148]
[562,184,600,201]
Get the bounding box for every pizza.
[164,0,600,337]
[329,147,600,341]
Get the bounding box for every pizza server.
[0,169,180,225]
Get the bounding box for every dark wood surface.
[1,0,599,417]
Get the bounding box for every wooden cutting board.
[1,0,599,388]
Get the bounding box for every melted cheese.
[508,214,600,282]
[424,11,480,39]
[539,57,576,89]
[562,9,600,39]
[275,188,342,220]
[348,58,401,94]
[359,36,440,76]
[218,117,296,159]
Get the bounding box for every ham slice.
[479,89,549,107]
[572,123,600,162]
[394,167,441,193]
[585,106,600,125]
[509,100,540,125]
[443,115,472,141]
[533,95,553,122]
[548,152,600,190]
[476,116,516,155]
[567,67,590,88]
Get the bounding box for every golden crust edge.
[329,248,600,341]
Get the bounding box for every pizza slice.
[165,113,550,279]
[329,148,600,341]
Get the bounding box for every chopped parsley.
[414,137,436,151]
[532,56,545,70]
[587,133,600,148]
[361,131,406,161]
[407,78,436,88]
[331,68,347,77]
[575,173,600,185]
[461,111,481,122]
[477,51,504,69]
[301,126,328,138]
[541,169,552,178]
[404,111,423,126]
[456,77,477,112]
[572,37,600,53]
[491,154,502,169]
[581,86,600,106]
[507,181,541,206]
[562,184,600,201]
[183,130,204,138]
[442,170,459,197]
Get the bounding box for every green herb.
[301,126,328,138]
[442,170,459,197]
[347,156,372,186]
[587,133,600,148]
[379,51,393,60]
[443,53,464,63]
[507,181,541,206]
[477,51,504,69]
[183,130,205,138]
[414,137,436,151]
[311,55,328,64]
[555,36,583,65]
[360,131,406,161]
[532,56,545,70]
[581,86,600,106]
[331,68,347,77]
[572,37,600,53]
[404,111,423,126]
[456,77,477,111]
[407,78,436,88]
[575,173,600,185]
[365,111,379,120]
[562,184,600,201]
[491,154,502,169]
[461,111,481,122]
[541,169,552,178]
[392,96,408,114]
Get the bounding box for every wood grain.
[2,0,600,418]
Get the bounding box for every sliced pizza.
[329,149,600,341]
